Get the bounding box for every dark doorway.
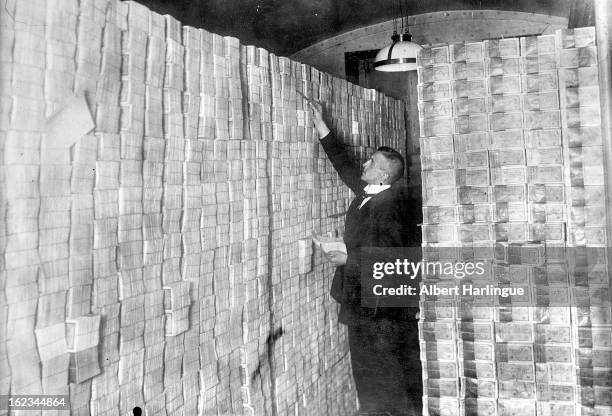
[344,50,412,101]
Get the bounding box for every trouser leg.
[398,320,422,416]
[347,320,422,416]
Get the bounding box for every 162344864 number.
[0,395,70,410]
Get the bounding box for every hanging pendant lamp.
[374,31,421,72]
[374,0,421,72]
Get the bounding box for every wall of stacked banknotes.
[0,0,408,415]
[417,28,612,416]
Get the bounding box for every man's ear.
[379,172,390,184]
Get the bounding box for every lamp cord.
[404,0,410,33]
[400,0,410,33]
[398,0,404,35]
[392,7,398,34]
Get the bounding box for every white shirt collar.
[363,184,391,195]
[359,184,391,209]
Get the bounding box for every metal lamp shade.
[374,39,422,72]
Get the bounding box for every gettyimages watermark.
[360,246,611,308]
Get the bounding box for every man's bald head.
[360,146,405,185]
[375,146,405,184]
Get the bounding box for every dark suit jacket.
[320,132,421,326]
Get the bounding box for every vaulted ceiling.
[136,0,594,56]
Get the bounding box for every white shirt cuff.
[318,125,330,139]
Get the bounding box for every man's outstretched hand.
[307,101,330,138]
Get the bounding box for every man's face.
[361,152,388,184]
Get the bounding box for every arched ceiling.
[135,0,593,56]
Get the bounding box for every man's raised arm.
[308,101,364,195]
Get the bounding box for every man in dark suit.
[309,101,422,416]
